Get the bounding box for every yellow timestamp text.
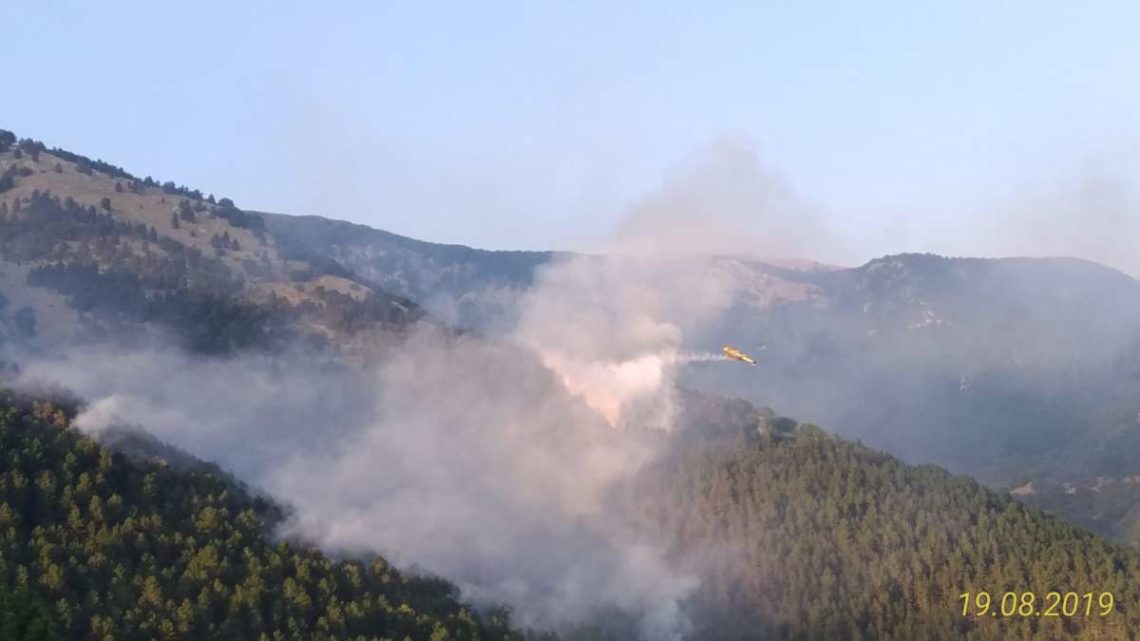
[959,591,1115,617]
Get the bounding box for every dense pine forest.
[624,427,1140,641]
[0,390,524,641]
[5,380,1140,640]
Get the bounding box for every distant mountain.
[680,253,1140,542]
[260,213,838,332]
[687,253,1140,476]
[261,214,1140,540]
[256,211,1140,494]
[262,212,558,331]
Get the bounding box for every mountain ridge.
[0,128,426,357]
[7,128,1140,546]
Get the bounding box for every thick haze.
[23,338,694,638]
[19,335,699,637]
[9,159,778,638]
[6,2,1140,273]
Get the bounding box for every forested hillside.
[623,425,1140,641]
[0,390,524,641]
[689,253,1140,484]
[4,381,1140,640]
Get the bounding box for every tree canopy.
[0,391,525,641]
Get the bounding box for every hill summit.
[0,128,421,356]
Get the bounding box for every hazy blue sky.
[6,1,1140,267]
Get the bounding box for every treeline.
[8,137,133,181]
[0,127,248,210]
[622,428,1140,641]
[0,390,526,641]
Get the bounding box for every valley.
[2,128,1140,640]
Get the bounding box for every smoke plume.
[9,140,811,638]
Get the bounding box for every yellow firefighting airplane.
[722,345,758,365]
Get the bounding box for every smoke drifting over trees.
[7,151,788,639]
[19,334,695,638]
[8,132,1140,639]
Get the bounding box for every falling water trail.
[674,352,732,364]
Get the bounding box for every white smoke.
[13,139,803,638]
[19,335,694,638]
[506,139,816,437]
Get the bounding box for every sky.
[5,1,1140,269]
